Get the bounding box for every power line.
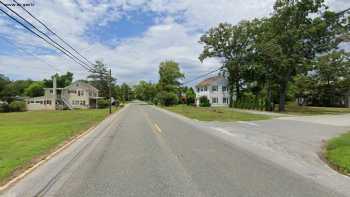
[0,8,96,74]
[336,7,350,16]
[182,66,224,85]
[12,0,96,67]
[0,1,95,73]
[0,34,61,72]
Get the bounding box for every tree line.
[133,60,196,106]
[199,0,349,111]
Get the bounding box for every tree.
[156,91,179,106]
[0,74,10,95]
[199,21,254,103]
[120,83,133,102]
[24,82,45,97]
[158,61,184,93]
[134,81,157,102]
[43,72,73,88]
[294,51,350,106]
[265,0,346,111]
[87,61,116,98]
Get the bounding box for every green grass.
[0,108,116,184]
[326,132,350,175]
[277,103,350,116]
[164,105,271,122]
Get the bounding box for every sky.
[0,0,349,85]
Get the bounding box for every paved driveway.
[198,114,350,196]
[278,113,350,126]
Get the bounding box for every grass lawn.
[0,108,116,184]
[325,132,350,175]
[277,103,350,116]
[164,105,271,122]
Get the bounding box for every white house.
[26,80,100,111]
[195,75,233,106]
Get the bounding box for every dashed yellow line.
[154,123,162,133]
[142,110,162,135]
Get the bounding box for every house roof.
[65,81,99,91]
[196,75,226,87]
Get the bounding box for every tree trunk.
[278,81,288,112]
[229,85,235,108]
[266,79,273,111]
[235,81,240,100]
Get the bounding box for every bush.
[199,96,211,107]
[157,92,179,106]
[9,101,26,112]
[97,99,109,109]
[0,103,10,112]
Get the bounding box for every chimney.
[53,76,57,109]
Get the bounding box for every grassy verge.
[277,103,350,116]
[164,105,271,122]
[325,132,350,175]
[0,108,117,184]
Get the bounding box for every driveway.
[198,113,350,196]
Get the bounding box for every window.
[69,90,76,94]
[222,86,228,92]
[212,97,218,104]
[212,85,218,92]
[204,86,208,91]
[47,100,52,105]
[223,97,228,104]
[78,90,84,96]
[80,100,85,105]
[50,90,53,94]
[197,88,200,92]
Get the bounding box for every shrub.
[157,92,179,106]
[199,96,211,107]
[0,103,10,112]
[97,99,109,109]
[9,101,26,112]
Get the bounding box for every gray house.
[26,80,100,111]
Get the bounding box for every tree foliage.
[87,61,116,98]
[158,61,184,93]
[43,72,73,88]
[24,82,45,97]
[199,0,349,111]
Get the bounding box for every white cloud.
[0,0,349,84]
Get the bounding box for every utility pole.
[109,68,112,114]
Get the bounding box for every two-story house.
[195,75,233,106]
[26,81,100,111]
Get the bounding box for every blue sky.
[0,0,349,84]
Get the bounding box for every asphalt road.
[3,103,346,197]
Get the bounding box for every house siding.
[26,81,99,111]
[195,77,233,107]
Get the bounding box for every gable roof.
[64,81,98,91]
[196,75,227,87]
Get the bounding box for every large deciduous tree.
[266,0,346,111]
[158,61,184,93]
[199,21,254,104]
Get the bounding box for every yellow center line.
[154,123,162,133]
[141,109,162,135]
